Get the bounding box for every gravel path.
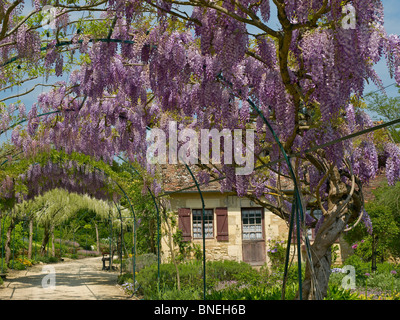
[0,256,132,300]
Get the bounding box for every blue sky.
[0,0,399,143]
[365,0,400,98]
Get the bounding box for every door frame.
[241,207,266,265]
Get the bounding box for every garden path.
[0,256,131,300]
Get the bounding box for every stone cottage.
[160,165,308,266]
[159,163,390,266]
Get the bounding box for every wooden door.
[242,208,265,265]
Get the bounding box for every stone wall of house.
[161,192,289,265]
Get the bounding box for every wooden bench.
[101,251,116,271]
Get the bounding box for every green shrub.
[329,271,347,288]
[377,262,400,275]
[8,259,26,270]
[34,255,60,264]
[135,253,158,272]
[48,256,59,263]
[267,240,287,270]
[364,273,400,292]
[206,260,261,286]
[117,272,133,285]
[155,288,201,300]
[325,284,359,300]
[0,263,8,273]
[206,283,298,300]
[136,260,263,299]
[343,255,370,276]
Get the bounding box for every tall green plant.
[345,182,400,262]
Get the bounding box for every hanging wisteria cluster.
[0,159,118,203]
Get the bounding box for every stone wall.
[161,192,289,265]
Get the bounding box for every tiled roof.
[161,163,389,204]
[161,164,222,193]
[161,164,294,195]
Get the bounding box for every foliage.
[0,218,28,257]
[8,259,27,270]
[343,255,371,278]
[156,287,202,300]
[135,253,158,273]
[344,184,400,261]
[172,229,196,262]
[267,239,287,270]
[34,256,60,264]
[206,283,298,300]
[135,260,262,299]
[364,90,400,143]
[324,284,359,300]
[118,161,159,255]
[132,258,307,300]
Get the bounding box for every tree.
[365,89,400,143]
[1,0,400,299]
[344,202,399,262]
[369,181,400,259]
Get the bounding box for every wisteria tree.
[1,0,400,299]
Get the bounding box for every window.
[242,209,263,240]
[192,209,214,239]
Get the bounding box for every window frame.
[192,208,214,239]
[241,208,265,241]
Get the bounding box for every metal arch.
[1,213,4,273]
[117,156,162,293]
[216,73,312,300]
[143,124,207,300]
[90,165,139,293]
[0,119,140,293]
[183,164,207,301]
[0,158,138,286]
[245,99,308,300]
[0,188,119,271]
[113,200,125,274]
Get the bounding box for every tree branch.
[0,0,24,39]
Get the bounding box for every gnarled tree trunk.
[300,167,362,300]
[40,224,50,256]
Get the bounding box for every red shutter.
[216,207,229,241]
[178,208,191,241]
